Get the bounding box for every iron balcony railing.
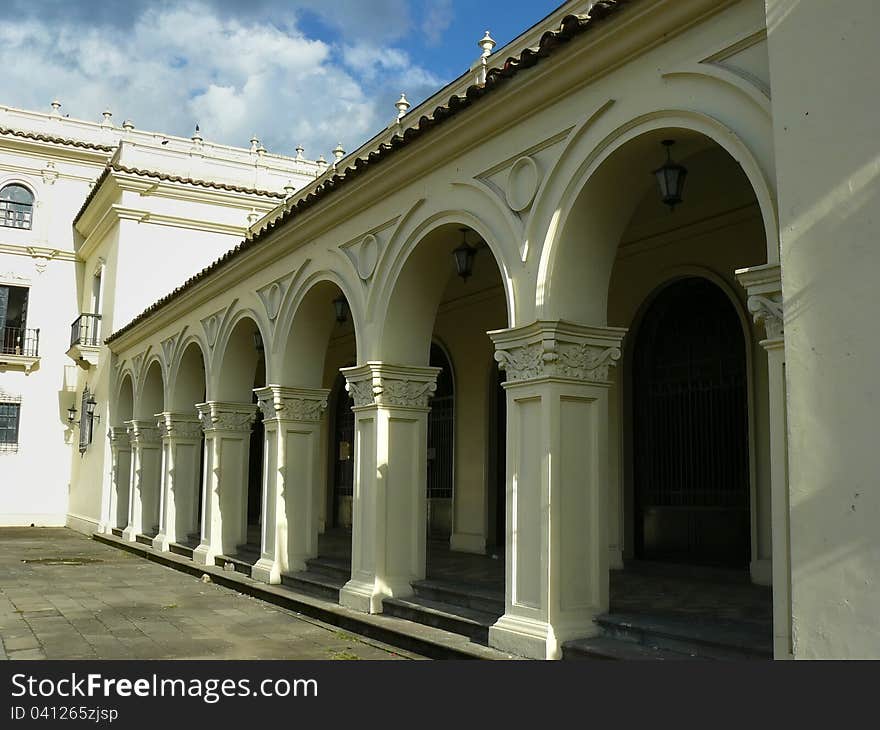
[1,326,39,357]
[70,313,102,348]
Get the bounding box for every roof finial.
[50,99,62,116]
[101,108,113,126]
[395,92,410,120]
[295,144,304,160]
[283,180,295,195]
[250,135,259,153]
[332,142,345,162]
[122,119,135,131]
[478,30,496,58]
[191,123,203,146]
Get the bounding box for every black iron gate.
[633,277,750,567]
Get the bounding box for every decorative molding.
[125,419,161,444]
[747,295,783,341]
[341,363,441,410]
[736,263,783,345]
[195,401,257,433]
[254,386,329,423]
[490,320,626,385]
[107,425,131,447]
[505,155,540,212]
[157,412,203,440]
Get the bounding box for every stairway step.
[110,527,123,538]
[215,553,257,575]
[304,555,351,581]
[596,612,771,659]
[382,595,498,644]
[281,571,344,602]
[411,579,504,616]
[169,542,195,559]
[135,533,155,546]
[563,636,699,661]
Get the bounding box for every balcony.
[0,326,40,374]
[67,313,102,369]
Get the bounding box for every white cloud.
[0,1,448,160]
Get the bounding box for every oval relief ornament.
[265,282,282,320]
[505,156,539,212]
[357,234,379,280]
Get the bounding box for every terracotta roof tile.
[0,126,116,152]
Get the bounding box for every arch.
[170,339,208,411]
[276,273,361,387]
[373,215,513,364]
[114,372,134,425]
[136,360,164,418]
[535,110,778,324]
[213,312,268,402]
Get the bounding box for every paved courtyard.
[0,528,408,660]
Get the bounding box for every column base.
[251,558,281,585]
[192,543,217,566]
[750,558,772,586]
[450,532,486,554]
[339,577,414,614]
[488,612,601,660]
[120,526,138,543]
[151,533,170,552]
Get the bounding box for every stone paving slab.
[0,527,411,661]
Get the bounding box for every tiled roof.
[105,1,624,344]
[0,126,116,152]
[74,162,287,225]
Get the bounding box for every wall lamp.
[453,228,477,282]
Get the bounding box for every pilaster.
[737,263,791,660]
[487,320,626,659]
[251,386,329,584]
[120,419,162,542]
[152,413,203,552]
[338,362,440,613]
[192,401,257,565]
[106,426,131,533]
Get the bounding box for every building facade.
[2,0,878,660]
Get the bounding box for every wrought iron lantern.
[653,139,688,211]
[452,228,476,282]
[85,395,100,423]
[67,405,78,425]
[333,295,348,323]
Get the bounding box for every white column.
[120,419,162,541]
[152,413,203,552]
[106,426,131,533]
[738,264,791,660]
[487,321,626,660]
[251,386,329,584]
[192,402,257,565]
[339,362,440,613]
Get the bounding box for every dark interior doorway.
[427,343,454,538]
[489,364,506,554]
[246,394,264,543]
[332,375,354,529]
[633,277,750,567]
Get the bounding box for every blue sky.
[0,1,562,160]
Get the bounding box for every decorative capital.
[736,264,784,346]
[125,418,161,444]
[108,425,131,447]
[341,362,441,410]
[156,412,203,440]
[489,320,626,385]
[195,402,257,433]
[254,386,330,423]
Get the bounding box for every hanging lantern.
[252,330,264,353]
[653,139,688,211]
[452,228,476,281]
[85,395,97,416]
[67,405,78,424]
[333,295,348,323]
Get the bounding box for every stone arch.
[170,338,208,411]
[372,213,514,364]
[535,109,778,324]
[113,371,134,424]
[213,311,268,401]
[135,359,164,418]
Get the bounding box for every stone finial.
[250,135,259,152]
[478,30,496,58]
[101,108,113,125]
[247,208,259,225]
[295,144,304,160]
[332,142,345,161]
[122,119,135,131]
[256,141,266,156]
[50,100,62,116]
[191,123,203,145]
[395,92,410,120]
[317,154,328,167]
[283,180,295,195]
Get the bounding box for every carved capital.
[157,412,203,440]
[341,362,440,410]
[195,402,257,433]
[125,419,161,445]
[747,295,784,342]
[107,425,131,447]
[490,320,626,385]
[254,386,330,423]
[736,264,784,346]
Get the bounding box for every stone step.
[382,595,499,644]
[169,542,195,559]
[215,552,258,575]
[411,579,505,616]
[595,612,772,660]
[110,527,123,538]
[280,570,344,602]
[304,555,351,582]
[562,636,699,661]
[135,533,155,547]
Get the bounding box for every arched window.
[0,184,34,229]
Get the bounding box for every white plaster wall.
[766,0,880,658]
